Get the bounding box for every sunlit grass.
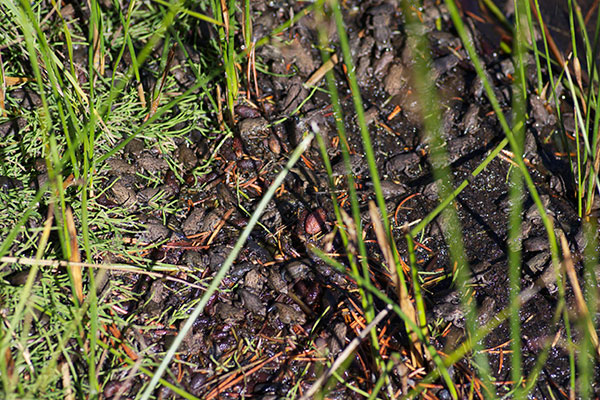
[0,0,221,397]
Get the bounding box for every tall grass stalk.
[84,0,106,393]
[400,2,495,396]
[507,0,528,397]
[2,0,597,397]
[312,15,374,341]
[310,246,459,397]
[444,13,566,369]
[312,1,453,395]
[472,0,596,396]
[524,0,543,94]
[0,0,208,396]
[0,8,79,395]
[577,4,600,215]
[563,60,600,215]
[580,218,599,398]
[528,0,583,222]
[312,2,388,391]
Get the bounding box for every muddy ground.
[2,0,600,398]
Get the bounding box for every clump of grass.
[0,0,226,397]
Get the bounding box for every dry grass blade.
[368,201,425,367]
[3,76,33,85]
[250,41,259,98]
[137,82,147,108]
[65,206,83,304]
[60,362,74,400]
[92,24,104,76]
[0,51,4,117]
[573,56,583,92]
[339,208,358,255]
[145,45,177,122]
[568,54,587,112]
[559,231,600,357]
[3,348,14,384]
[0,256,206,290]
[368,201,395,283]
[305,54,338,87]
[219,0,229,37]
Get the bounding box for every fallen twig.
[0,256,205,290]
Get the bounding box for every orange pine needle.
[387,105,402,121]
[394,193,420,225]
[498,348,504,374]
[204,353,282,400]
[331,136,340,149]
[206,208,234,246]
[301,154,315,169]
[413,240,433,253]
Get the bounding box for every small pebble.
[305,208,327,235]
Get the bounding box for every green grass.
[0,0,221,398]
[0,0,599,398]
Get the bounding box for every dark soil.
[2,0,599,399]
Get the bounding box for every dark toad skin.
[331,154,367,177]
[386,152,420,176]
[367,3,396,51]
[366,180,407,199]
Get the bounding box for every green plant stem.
[318,0,383,374]
[579,218,598,399]
[508,0,528,397]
